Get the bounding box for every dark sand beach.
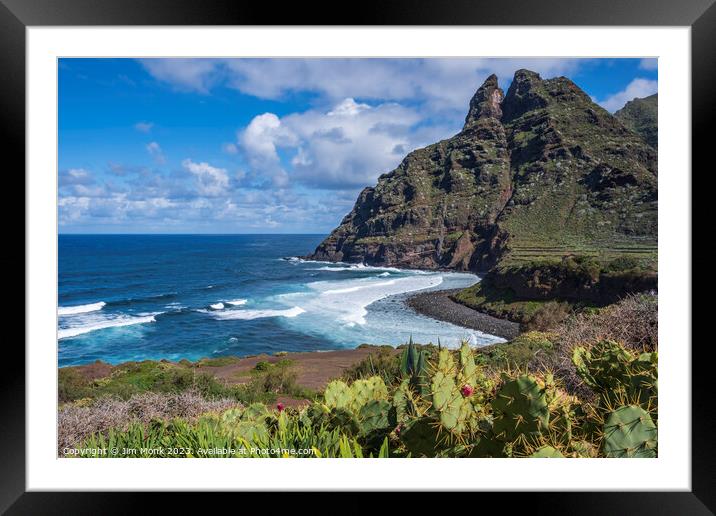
[406,288,521,340]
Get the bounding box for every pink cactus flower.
[461,384,474,397]
[277,402,285,412]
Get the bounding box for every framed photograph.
[6,0,710,510]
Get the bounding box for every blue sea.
[58,235,504,366]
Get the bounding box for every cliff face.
[615,93,658,149]
[309,70,657,273]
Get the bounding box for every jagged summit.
[308,69,657,273]
[463,74,503,128]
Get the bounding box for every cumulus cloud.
[238,112,299,188]
[235,98,435,190]
[134,121,154,133]
[146,141,166,164]
[597,78,658,112]
[182,159,230,197]
[64,58,656,232]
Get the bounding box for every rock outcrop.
[309,70,657,274]
[615,93,658,148]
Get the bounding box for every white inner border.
[27,27,691,491]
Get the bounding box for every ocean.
[58,234,504,366]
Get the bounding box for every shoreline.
[405,288,521,340]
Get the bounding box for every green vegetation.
[615,93,658,149]
[451,254,655,325]
[59,357,316,408]
[477,331,556,371]
[310,70,657,291]
[69,338,657,458]
[451,281,549,324]
[341,347,401,385]
[60,294,658,458]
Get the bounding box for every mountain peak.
[309,70,657,276]
[502,69,548,121]
[463,74,504,129]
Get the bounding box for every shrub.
[58,389,239,455]
[253,361,272,372]
[525,301,572,331]
[478,331,555,371]
[58,360,269,405]
[58,368,93,403]
[532,292,658,395]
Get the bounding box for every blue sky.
[59,58,657,234]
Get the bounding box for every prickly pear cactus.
[300,402,330,428]
[529,445,564,458]
[323,376,389,414]
[457,341,478,387]
[358,399,392,435]
[572,340,658,407]
[428,348,474,436]
[491,374,550,442]
[327,407,360,436]
[399,418,441,457]
[324,380,352,410]
[392,379,413,424]
[242,402,270,421]
[349,377,389,413]
[570,440,598,458]
[234,420,270,443]
[219,405,270,443]
[602,405,657,458]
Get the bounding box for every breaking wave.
[58,302,106,316]
[210,306,306,320]
[58,314,157,339]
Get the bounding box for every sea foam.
[58,314,157,339]
[58,301,106,316]
[278,274,444,326]
[210,306,306,320]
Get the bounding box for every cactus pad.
[491,374,550,442]
[529,445,564,458]
[602,405,657,458]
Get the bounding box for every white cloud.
[146,141,166,164]
[59,168,93,186]
[139,58,221,94]
[182,159,229,197]
[639,58,658,71]
[597,78,658,112]
[140,58,584,116]
[238,113,298,188]
[327,98,371,116]
[134,121,154,133]
[238,98,434,189]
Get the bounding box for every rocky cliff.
[308,70,657,275]
[615,93,658,149]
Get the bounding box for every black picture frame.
[4,0,710,511]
